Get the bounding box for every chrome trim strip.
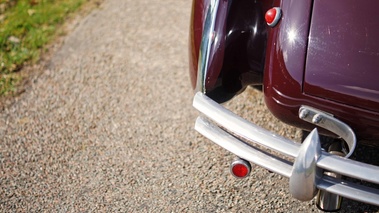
[195,0,219,93]
[193,92,379,205]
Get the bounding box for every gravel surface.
[1,0,378,212]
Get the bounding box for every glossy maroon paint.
[263,0,379,142]
[304,0,379,113]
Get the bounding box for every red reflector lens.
[232,164,249,178]
[265,8,277,24]
[265,7,281,27]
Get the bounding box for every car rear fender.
[189,0,271,103]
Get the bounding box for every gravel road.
[1,0,378,212]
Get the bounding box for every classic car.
[189,0,379,211]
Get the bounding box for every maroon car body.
[190,0,379,142]
[190,0,379,211]
[264,0,379,142]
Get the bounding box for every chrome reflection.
[193,92,379,206]
[195,0,220,93]
[299,106,357,158]
[289,129,322,201]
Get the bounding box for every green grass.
[0,0,87,95]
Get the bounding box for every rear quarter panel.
[263,0,379,142]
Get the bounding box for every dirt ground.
[1,0,378,212]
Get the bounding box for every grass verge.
[0,0,92,96]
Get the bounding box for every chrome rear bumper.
[193,92,379,206]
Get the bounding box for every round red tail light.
[230,159,251,178]
[265,7,282,27]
